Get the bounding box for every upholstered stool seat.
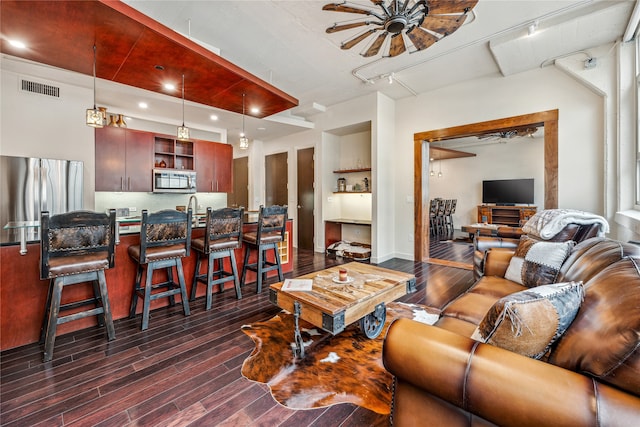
[129,209,192,331]
[191,207,244,309]
[39,209,117,362]
[241,205,287,294]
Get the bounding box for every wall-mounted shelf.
[154,136,194,170]
[332,191,371,194]
[333,167,371,174]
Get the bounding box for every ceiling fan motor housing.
[385,16,408,33]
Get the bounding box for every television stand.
[477,205,537,227]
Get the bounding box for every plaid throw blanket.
[522,209,609,240]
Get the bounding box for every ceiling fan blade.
[341,29,376,50]
[426,0,478,15]
[323,3,373,15]
[406,27,438,51]
[388,33,406,57]
[421,14,467,36]
[326,21,370,33]
[362,32,388,57]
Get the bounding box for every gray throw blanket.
[522,209,609,240]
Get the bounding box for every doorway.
[228,157,248,209]
[413,109,559,266]
[265,152,288,206]
[297,147,314,250]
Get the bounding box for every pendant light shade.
[239,93,249,150]
[177,74,190,140]
[86,45,103,128]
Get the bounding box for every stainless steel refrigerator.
[0,155,83,244]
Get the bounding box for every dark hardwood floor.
[0,248,474,427]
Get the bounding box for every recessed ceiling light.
[9,40,26,49]
[154,65,165,71]
[250,107,260,114]
[210,114,218,121]
[258,127,266,131]
[164,83,176,91]
[138,102,148,109]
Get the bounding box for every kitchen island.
[0,218,292,351]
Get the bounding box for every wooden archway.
[414,109,559,263]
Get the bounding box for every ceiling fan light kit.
[323,0,478,58]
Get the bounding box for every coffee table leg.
[293,301,305,358]
[359,302,386,339]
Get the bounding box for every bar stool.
[128,209,192,331]
[39,209,116,362]
[241,205,287,293]
[191,207,244,309]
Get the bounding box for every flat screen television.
[482,178,534,205]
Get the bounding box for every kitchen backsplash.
[95,192,228,216]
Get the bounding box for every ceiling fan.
[323,0,478,58]
[477,127,540,141]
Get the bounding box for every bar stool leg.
[39,279,55,345]
[176,260,191,316]
[90,278,106,328]
[256,246,264,294]
[97,270,116,341]
[230,251,242,300]
[206,252,215,310]
[166,267,176,306]
[241,245,251,289]
[43,278,64,362]
[273,245,284,282]
[130,264,143,318]
[190,253,202,301]
[141,265,154,331]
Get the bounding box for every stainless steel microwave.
[152,169,197,193]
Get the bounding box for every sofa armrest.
[482,247,515,277]
[383,318,640,427]
[473,236,519,279]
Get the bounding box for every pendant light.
[85,45,103,128]
[177,74,190,140]
[429,157,435,177]
[438,159,443,178]
[239,93,249,150]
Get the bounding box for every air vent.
[20,79,60,98]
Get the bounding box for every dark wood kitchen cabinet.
[95,127,153,191]
[195,140,233,192]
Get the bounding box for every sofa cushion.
[504,236,574,287]
[471,281,584,359]
[550,257,640,395]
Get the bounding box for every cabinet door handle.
[120,177,124,191]
[128,177,131,191]
[211,181,213,192]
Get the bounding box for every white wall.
[392,65,605,260]
[1,56,229,216]
[428,138,544,229]
[1,59,97,208]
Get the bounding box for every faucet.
[188,194,199,214]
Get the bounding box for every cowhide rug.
[241,302,440,414]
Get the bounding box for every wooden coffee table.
[269,262,416,357]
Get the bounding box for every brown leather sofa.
[383,235,640,426]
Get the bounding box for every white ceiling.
[91,0,636,143]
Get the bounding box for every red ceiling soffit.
[0,0,298,118]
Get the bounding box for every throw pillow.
[471,281,584,359]
[504,236,574,287]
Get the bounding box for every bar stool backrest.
[40,209,116,280]
[138,209,192,263]
[256,205,287,244]
[205,207,244,251]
